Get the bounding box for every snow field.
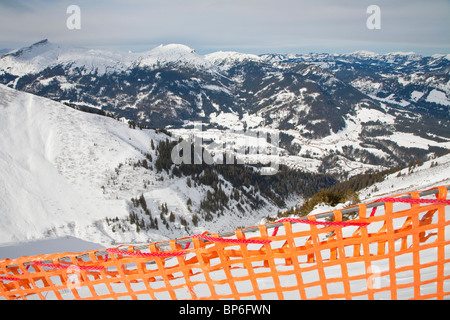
[0,84,285,248]
[0,84,163,244]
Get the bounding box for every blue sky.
[0,0,449,55]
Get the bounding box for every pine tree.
[192,214,199,227]
[139,193,147,212]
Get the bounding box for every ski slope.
[0,85,282,254]
[359,153,450,202]
[0,84,164,245]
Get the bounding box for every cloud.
[0,0,33,12]
[0,0,449,55]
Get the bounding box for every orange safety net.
[1,185,449,300]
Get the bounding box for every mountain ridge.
[1,40,449,177]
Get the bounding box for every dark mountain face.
[12,65,238,128]
[224,61,375,137]
[263,51,450,119]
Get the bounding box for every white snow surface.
[205,51,262,67]
[0,41,215,77]
[0,85,284,256]
[426,89,450,106]
[0,84,162,246]
[0,236,103,260]
[359,153,450,202]
[138,44,214,71]
[0,41,132,76]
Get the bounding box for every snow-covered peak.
[0,39,131,76]
[0,41,215,76]
[431,53,450,61]
[345,50,422,60]
[346,50,381,58]
[386,51,417,56]
[342,50,426,64]
[5,39,54,59]
[0,39,65,75]
[150,43,196,54]
[205,51,262,66]
[137,43,213,70]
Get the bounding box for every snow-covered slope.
[0,39,133,76]
[205,51,262,68]
[359,153,450,202]
[0,84,165,245]
[304,152,450,217]
[0,39,212,77]
[0,85,289,252]
[139,44,214,71]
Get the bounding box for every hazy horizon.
[1,0,449,56]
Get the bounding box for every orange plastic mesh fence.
[1,185,449,300]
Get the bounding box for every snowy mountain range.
[1,40,449,178]
[0,40,449,255]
